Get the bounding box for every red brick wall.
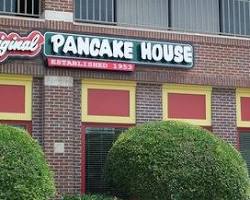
[32,77,82,197]
[32,78,44,146]
[212,88,238,146]
[136,83,162,124]
[43,83,75,197]
[72,79,82,193]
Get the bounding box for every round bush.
[105,121,250,200]
[0,125,55,200]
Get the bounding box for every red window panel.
[241,97,250,121]
[88,89,130,117]
[0,85,25,113]
[168,93,206,120]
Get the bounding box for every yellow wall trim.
[0,75,32,121]
[82,79,136,87]
[0,74,32,81]
[162,84,212,126]
[82,79,136,124]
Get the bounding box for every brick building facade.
[1,0,250,198]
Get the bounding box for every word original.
[0,31,44,62]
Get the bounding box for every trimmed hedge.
[0,125,55,200]
[63,194,121,200]
[105,121,250,200]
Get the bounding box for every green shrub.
[0,125,55,200]
[62,194,80,200]
[62,194,121,200]
[105,121,250,200]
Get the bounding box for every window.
[171,0,220,33]
[239,132,250,173]
[82,125,128,194]
[74,0,219,33]
[0,76,32,135]
[236,90,250,174]
[0,0,40,17]
[81,79,135,194]
[220,0,250,36]
[75,0,115,23]
[116,0,169,28]
[75,0,170,27]
[74,0,250,37]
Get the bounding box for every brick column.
[43,76,76,197]
[136,82,162,124]
[72,79,82,193]
[212,88,238,146]
[32,78,44,146]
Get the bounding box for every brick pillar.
[32,78,44,146]
[43,76,76,198]
[136,82,162,124]
[212,88,238,146]
[72,79,82,193]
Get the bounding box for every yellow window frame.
[236,88,250,127]
[162,84,212,126]
[82,79,136,124]
[0,75,32,121]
